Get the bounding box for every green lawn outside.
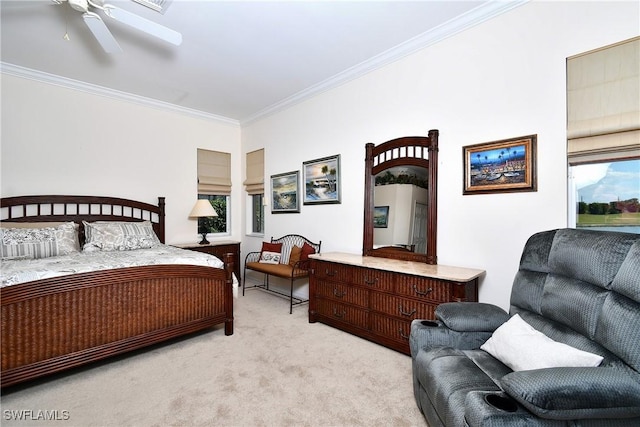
[578,212,640,226]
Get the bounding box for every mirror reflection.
[373,166,429,254]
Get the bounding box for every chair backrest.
[271,234,321,264]
[510,228,640,372]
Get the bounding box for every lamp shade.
[189,200,218,218]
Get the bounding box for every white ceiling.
[0,0,525,124]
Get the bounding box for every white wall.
[1,2,637,310]
[0,75,242,244]
[241,1,639,310]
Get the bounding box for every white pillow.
[480,314,603,371]
[259,251,281,264]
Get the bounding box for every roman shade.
[197,149,231,195]
[244,148,264,195]
[567,36,640,164]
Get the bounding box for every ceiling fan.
[55,0,182,53]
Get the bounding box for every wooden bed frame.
[0,195,235,388]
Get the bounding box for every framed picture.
[373,206,389,228]
[303,154,341,205]
[270,171,300,213]
[463,135,537,195]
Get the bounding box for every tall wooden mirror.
[363,130,438,264]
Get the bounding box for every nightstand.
[173,240,241,281]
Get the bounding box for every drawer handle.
[325,269,337,277]
[333,288,346,298]
[364,276,378,286]
[413,285,433,296]
[333,308,347,318]
[398,305,417,317]
[399,328,409,340]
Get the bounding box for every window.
[197,149,231,235]
[569,159,640,233]
[244,149,264,235]
[567,37,639,234]
[251,194,264,234]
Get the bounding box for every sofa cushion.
[500,367,640,420]
[261,241,282,257]
[480,314,603,371]
[611,240,640,302]
[245,262,310,278]
[259,251,281,264]
[288,245,302,267]
[548,228,636,289]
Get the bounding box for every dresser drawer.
[315,299,368,329]
[394,275,452,303]
[315,280,369,308]
[370,293,436,320]
[314,261,394,292]
[370,313,412,345]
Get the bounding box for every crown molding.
[1,0,526,127]
[0,62,240,126]
[241,0,528,125]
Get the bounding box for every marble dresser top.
[310,252,485,282]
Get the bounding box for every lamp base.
[199,233,210,245]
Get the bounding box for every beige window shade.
[567,36,640,163]
[244,149,264,195]
[198,149,231,195]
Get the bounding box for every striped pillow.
[0,222,79,260]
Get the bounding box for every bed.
[0,195,235,388]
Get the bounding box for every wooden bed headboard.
[0,195,166,244]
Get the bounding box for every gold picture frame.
[463,135,537,195]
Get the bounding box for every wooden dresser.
[308,252,484,355]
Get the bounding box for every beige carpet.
[1,289,427,427]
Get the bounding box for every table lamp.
[189,199,218,244]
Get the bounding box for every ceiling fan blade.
[82,11,122,53]
[102,4,182,46]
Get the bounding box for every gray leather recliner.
[410,228,640,426]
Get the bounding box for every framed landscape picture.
[374,206,389,228]
[303,154,341,205]
[463,135,537,195]
[270,171,300,213]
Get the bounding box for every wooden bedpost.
[157,197,166,244]
[223,252,235,336]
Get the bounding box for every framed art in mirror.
[303,154,341,205]
[374,206,389,228]
[463,135,537,195]
[271,171,300,213]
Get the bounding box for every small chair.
[243,234,321,313]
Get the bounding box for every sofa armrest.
[409,319,495,357]
[435,302,509,332]
[499,367,640,420]
[244,251,261,264]
[410,303,510,358]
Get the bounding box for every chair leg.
[242,266,247,296]
[290,278,294,314]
